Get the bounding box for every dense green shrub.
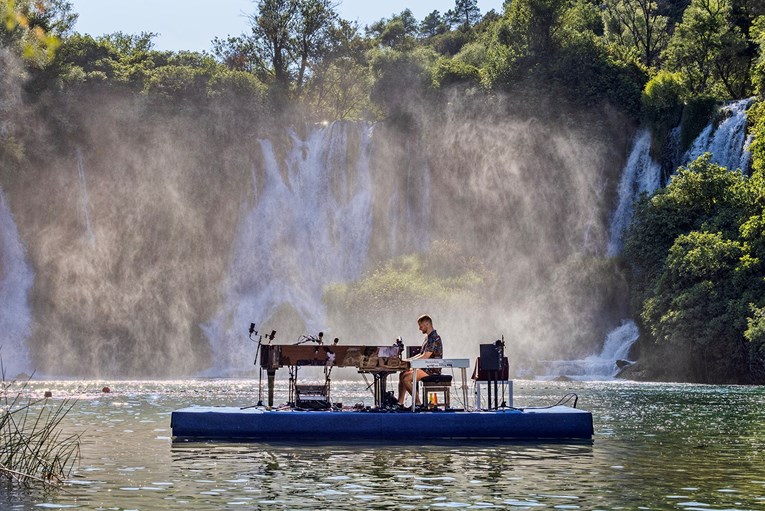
[625,154,765,382]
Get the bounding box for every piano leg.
[372,372,390,408]
[267,369,276,408]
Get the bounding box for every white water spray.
[541,320,640,380]
[76,147,95,246]
[0,184,34,376]
[607,130,661,256]
[685,98,754,172]
[204,123,389,373]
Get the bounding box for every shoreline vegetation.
[2,1,765,384]
[0,364,80,489]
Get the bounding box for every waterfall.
[540,320,639,380]
[0,185,34,376]
[76,147,96,246]
[608,99,754,258]
[684,98,754,172]
[606,130,661,256]
[203,122,425,374]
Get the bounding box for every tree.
[305,19,373,119]
[293,0,336,89]
[662,0,747,96]
[366,9,419,49]
[250,0,298,86]
[641,230,751,382]
[603,0,671,68]
[1,0,75,61]
[420,10,447,38]
[753,16,765,94]
[623,154,765,382]
[446,0,482,30]
[213,0,337,91]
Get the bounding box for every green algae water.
[2,380,764,510]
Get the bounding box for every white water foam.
[203,123,379,373]
[607,130,661,256]
[684,98,754,172]
[540,320,640,380]
[0,184,34,376]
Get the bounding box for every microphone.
[249,323,256,335]
[318,331,324,344]
[333,338,339,345]
[268,330,276,341]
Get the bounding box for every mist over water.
[205,123,405,373]
[541,319,639,380]
[0,184,33,376]
[0,93,655,378]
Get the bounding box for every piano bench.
[420,375,452,408]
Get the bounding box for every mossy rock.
[679,96,717,150]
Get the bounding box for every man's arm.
[411,350,434,361]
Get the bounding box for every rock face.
[616,361,649,380]
[615,359,632,369]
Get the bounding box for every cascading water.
[0,184,34,376]
[592,99,755,381]
[541,320,639,380]
[685,98,754,172]
[203,122,429,374]
[606,129,661,256]
[76,147,96,246]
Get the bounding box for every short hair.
[417,314,432,325]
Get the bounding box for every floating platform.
[171,406,593,441]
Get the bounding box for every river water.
[2,379,764,510]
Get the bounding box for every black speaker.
[479,344,501,370]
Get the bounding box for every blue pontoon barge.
[172,349,593,441]
[171,405,593,441]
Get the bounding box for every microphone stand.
[242,322,263,410]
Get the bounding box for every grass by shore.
[0,366,80,487]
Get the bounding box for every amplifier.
[295,384,330,410]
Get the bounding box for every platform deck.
[171,405,593,441]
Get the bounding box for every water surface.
[3,380,764,510]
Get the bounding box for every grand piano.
[259,343,409,408]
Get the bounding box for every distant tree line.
[2,1,764,129]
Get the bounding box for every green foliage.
[366,9,418,49]
[748,99,765,176]
[368,47,435,122]
[0,372,80,486]
[431,55,480,88]
[1,0,73,63]
[625,154,765,382]
[744,304,765,380]
[324,241,492,340]
[446,0,482,30]
[663,0,751,98]
[641,230,751,382]
[143,65,211,100]
[753,15,765,95]
[603,0,671,68]
[420,10,448,38]
[429,29,471,56]
[679,94,719,148]
[642,70,686,137]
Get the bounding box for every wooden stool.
[420,374,452,408]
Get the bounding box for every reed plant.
[0,363,80,487]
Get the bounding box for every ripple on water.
[9,380,765,511]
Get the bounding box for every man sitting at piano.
[397,314,443,407]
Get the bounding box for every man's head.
[417,314,433,334]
